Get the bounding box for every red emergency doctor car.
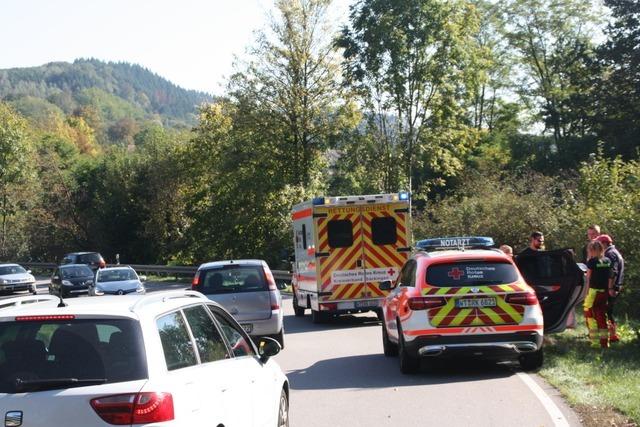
[379,237,585,374]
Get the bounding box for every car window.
[61,256,74,265]
[0,318,147,393]
[327,219,353,248]
[157,311,197,371]
[208,307,255,358]
[61,265,94,279]
[183,305,230,363]
[79,253,102,263]
[398,260,416,287]
[0,265,27,275]
[199,265,267,294]
[371,216,397,245]
[426,261,519,287]
[97,269,137,282]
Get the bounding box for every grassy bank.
[540,314,640,426]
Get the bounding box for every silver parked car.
[90,266,146,296]
[192,260,285,348]
[0,264,36,295]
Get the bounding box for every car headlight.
[62,280,73,286]
[85,280,94,286]
[0,279,7,285]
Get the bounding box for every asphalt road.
[6,280,582,427]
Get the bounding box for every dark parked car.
[61,252,106,271]
[49,264,95,297]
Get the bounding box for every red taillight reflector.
[271,303,280,310]
[91,392,174,425]
[15,315,75,321]
[263,268,277,291]
[320,303,337,311]
[408,297,447,310]
[506,293,538,305]
[191,271,201,290]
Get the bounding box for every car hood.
[96,279,141,291]
[0,273,35,282]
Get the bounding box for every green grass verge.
[540,313,640,425]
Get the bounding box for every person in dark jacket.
[596,234,624,343]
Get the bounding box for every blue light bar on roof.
[399,191,409,201]
[416,236,495,251]
[312,197,326,205]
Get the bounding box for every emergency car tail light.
[408,297,446,310]
[191,271,201,290]
[90,392,174,425]
[506,292,538,305]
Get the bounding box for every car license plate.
[355,300,377,309]
[456,297,497,308]
[241,324,253,333]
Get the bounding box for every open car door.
[515,249,586,334]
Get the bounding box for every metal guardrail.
[18,262,292,283]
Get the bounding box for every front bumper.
[0,282,35,292]
[404,332,543,359]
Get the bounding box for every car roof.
[0,263,21,268]
[99,266,134,271]
[415,248,511,263]
[65,252,100,256]
[0,291,217,320]
[59,263,93,269]
[198,259,265,270]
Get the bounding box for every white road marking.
[517,372,570,427]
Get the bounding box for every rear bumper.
[404,331,543,359]
[245,310,283,336]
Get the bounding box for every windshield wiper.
[14,377,107,392]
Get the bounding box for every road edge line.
[516,372,570,427]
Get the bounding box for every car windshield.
[0,265,27,275]
[426,261,519,287]
[200,265,267,294]
[60,266,94,279]
[97,269,137,283]
[0,318,147,393]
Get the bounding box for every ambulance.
[291,193,411,323]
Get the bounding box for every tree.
[0,103,34,258]
[337,0,482,195]
[229,0,346,187]
[502,0,600,144]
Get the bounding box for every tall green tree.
[337,0,482,195]
[229,0,346,187]
[0,103,34,258]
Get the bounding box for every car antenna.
[57,291,67,308]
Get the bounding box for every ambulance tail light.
[191,271,201,290]
[408,297,446,310]
[320,303,337,311]
[506,292,538,306]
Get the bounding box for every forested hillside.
[0,59,212,140]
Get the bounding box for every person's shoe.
[609,335,620,343]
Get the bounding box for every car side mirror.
[139,275,147,282]
[276,281,287,290]
[379,280,393,291]
[27,270,32,274]
[258,336,281,363]
[52,275,59,281]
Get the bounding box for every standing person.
[582,224,601,262]
[597,234,625,343]
[519,231,544,255]
[584,240,614,348]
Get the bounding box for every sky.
[1,0,352,95]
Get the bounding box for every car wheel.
[382,321,398,357]
[311,309,326,324]
[519,347,544,371]
[398,323,419,374]
[292,294,305,317]
[277,388,289,427]
[273,328,285,350]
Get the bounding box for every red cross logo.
[387,268,396,276]
[448,268,464,280]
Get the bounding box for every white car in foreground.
[0,291,289,426]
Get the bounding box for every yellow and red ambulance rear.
[380,237,546,373]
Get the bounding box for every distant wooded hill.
[0,58,212,130]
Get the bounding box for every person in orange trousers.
[584,241,614,348]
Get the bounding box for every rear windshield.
[0,265,26,275]
[426,262,519,287]
[60,265,94,279]
[0,318,147,393]
[97,269,137,282]
[199,265,267,294]
[79,253,103,263]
